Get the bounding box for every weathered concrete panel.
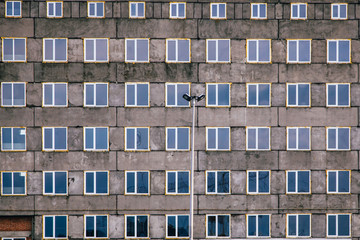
[109,215,124,238]
[68,171,83,195]
[0,152,35,171]
[0,108,34,126]
[0,197,34,214]
[68,216,83,239]
[27,172,42,195]
[0,19,34,37]
[279,195,327,213]
[0,63,34,82]
[150,215,166,239]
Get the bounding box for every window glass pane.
[299,215,310,236]
[292,5,298,18]
[300,5,306,17]
[138,3,144,17]
[218,215,229,236]
[2,128,12,150]
[126,128,135,149]
[6,2,12,16]
[96,172,108,194]
[338,84,349,106]
[126,84,135,106]
[208,129,216,149]
[332,5,338,18]
[54,84,67,106]
[299,40,310,62]
[85,84,94,106]
[288,129,297,149]
[95,128,108,150]
[218,40,229,62]
[338,41,349,62]
[178,40,190,62]
[137,128,149,150]
[45,172,53,194]
[207,216,216,236]
[338,128,349,150]
[167,216,176,237]
[85,128,94,149]
[137,216,148,237]
[258,84,270,106]
[137,84,149,106]
[55,172,66,194]
[179,3,185,17]
[126,40,135,61]
[126,216,135,237]
[86,40,95,61]
[328,172,336,192]
[95,84,107,106]
[3,39,13,61]
[288,215,296,236]
[248,85,257,105]
[217,171,229,193]
[44,128,53,149]
[178,215,189,237]
[248,41,257,61]
[338,171,349,193]
[338,215,350,236]
[86,172,94,193]
[171,4,177,17]
[340,5,347,18]
[211,4,217,17]
[96,39,108,61]
[288,85,297,105]
[89,3,95,15]
[167,84,175,106]
[178,172,189,193]
[12,127,26,150]
[218,128,229,150]
[328,215,336,235]
[298,171,310,193]
[208,85,216,105]
[167,128,176,149]
[298,128,310,150]
[219,4,225,18]
[298,84,309,106]
[258,128,269,150]
[167,172,176,193]
[86,216,95,237]
[208,41,216,61]
[258,215,269,236]
[55,216,67,238]
[2,83,13,105]
[55,39,66,61]
[252,5,258,17]
[14,39,25,61]
[288,41,297,62]
[13,83,25,106]
[45,39,53,61]
[127,172,135,193]
[96,2,103,17]
[218,84,229,106]
[207,172,216,193]
[258,171,269,193]
[137,172,148,193]
[54,128,67,150]
[287,172,296,192]
[167,40,176,61]
[13,172,25,194]
[248,216,256,236]
[328,85,336,105]
[248,172,257,192]
[259,40,270,62]
[247,128,256,149]
[178,128,189,150]
[177,84,189,106]
[328,41,337,61]
[55,2,62,16]
[45,216,54,237]
[131,3,136,16]
[2,172,12,194]
[137,39,149,62]
[259,4,266,17]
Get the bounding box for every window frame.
[42,215,68,239]
[286,213,311,238]
[286,83,311,107]
[210,3,227,19]
[43,171,68,196]
[83,38,109,63]
[0,127,26,152]
[125,82,150,107]
[42,82,68,107]
[246,127,271,151]
[124,127,150,151]
[84,171,109,195]
[166,38,191,63]
[166,214,190,239]
[246,39,271,63]
[166,170,190,195]
[87,1,105,18]
[125,38,150,63]
[47,1,63,18]
[206,39,231,63]
[125,170,150,195]
[326,214,351,237]
[326,170,351,194]
[1,171,27,196]
[1,37,27,62]
[83,82,109,107]
[246,83,271,107]
[166,127,190,151]
[42,127,68,152]
[286,127,311,151]
[125,215,150,239]
[286,39,311,64]
[206,83,231,107]
[290,3,307,20]
[83,127,109,151]
[206,170,231,195]
[246,170,271,194]
[326,127,351,151]
[246,214,271,238]
[250,3,267,19]
[165,82,191,107]
[327,39,351,63]
[129,2,146,19]
[326,83,350,107]
[331,3,348,20]
[206,214,231,238]
[286,170,311,194]
[43,38,68,63]
[206,127,231,151]
[1,82,26,107]
[84,215,109,239]
[5,0,22,18]
[169,2,186,19]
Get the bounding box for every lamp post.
[182,93,205,240]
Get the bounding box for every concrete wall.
[1,0,360,239]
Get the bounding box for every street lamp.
[182,93,205,240]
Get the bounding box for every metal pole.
[190,98,196,240]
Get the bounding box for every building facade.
[1,0,360,239]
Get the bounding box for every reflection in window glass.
[327,40,350,63]
[206,39,230,63]
[207,215,230,237]
[84,39,108,62]
[287,40,311,63]
[125,127,149,151]
[84,83,108,107]
[43,215,67,239]
[327,84,350,107]
[126,171,149,194]
[247,39,271,63]
[207,171,230,194]
[327,127,350,150]
[166,83,190,107]
[167,215,189,238]
[206,83,230,106]
[287,83,310,106]
[43,38,67,62]
[1,127,26,151]
[42,83,67,107]
[42,127,67,151]
[287,170,310,194]
[287,214,310,237]
[327,170,350,193]
[247,215,270,237]
[327,214,350,237]
[167,171,189,194]
[126,83,149,107]
[166,127,189,151]
[84,127,108,151]
[1,171,26,195]
[85,171,108,195]
[85,215,108,238]
[287,127,310,150]
[43,171,67,195]
[2,38,26,62]
[126,215,149,238]
[246,127,270,150]
[247,84,270,107]
[166,39,190,62]
[126,39,149,62]
[247,171,270,194]
[207,127,230,151]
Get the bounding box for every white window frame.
[125,82,150,107]
[206,83,231,107]
[87,1,104,18]
[246,39,271,63]
[251,3,267,19]
[286,214,311,237]
[125,127,150,151]
[125,38,150,63]
[83,83,109,107]
[327,214,351,237]
[166,127,190,151]
[166,170,190,195]
[1,171,27,196]
[327,39,351,63]
[166,39,191,63]
[84,38,109,63]
[47,1,63,18]
[84,215,109,239]
[246,214,271,238]
[291,3,307,20]
[1,82,26,107]
[331,3,348,20]
[1,37,26,62]
[210,3,226,19]
[43,38,68,62]
[286,83,311,107]
[246,127,271,151]
[326,127,351,151]
[83,127,109,151]
[326,83,350,107]
[206,127,231,151]
[286,170,311,194]
[169,2,186,19]
[246,83,271,107]
[206,39,231,63]
[247,170,271,194]
[327,170,351,194]
[42,83,68,107]
[5,1,22,17]
[43,171,68,196]
[84,171,109,195]
[42,215,68,239]
[129,2,146,18]
[42,127,68,151]
[125,171,150,195]
[206,170,231,195]
[0,127,26,151]
[166,214,190,239]
[206,214,231,238]
[286,127,311,151]
[165,83,190,107]
[287,40,311,63]
[125,215,149,238]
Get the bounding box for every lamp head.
[182,94,192,102]
[196,94,205,102]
